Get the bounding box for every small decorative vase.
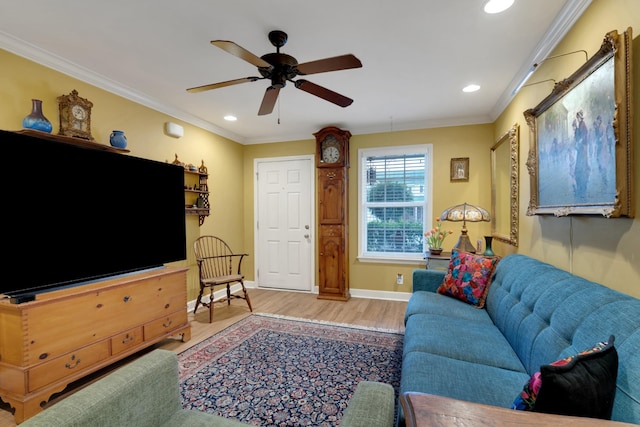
[429,248,443,255]
[22,99,52,133]
[109,130,127,148]
[483,236,495,256]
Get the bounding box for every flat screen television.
[1,129,187,302]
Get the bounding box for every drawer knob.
[123,295,131,303]
[162,319,173,328]
[65,354,81,369]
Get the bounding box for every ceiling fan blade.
[296,54,362,75]
[211,40,272,69]
[294,80,353,107]
[258,86,280,116]
[187,77,262,93]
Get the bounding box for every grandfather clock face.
[316,129,348,168]
[321,135,342,165]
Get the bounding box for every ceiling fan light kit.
[187,30,362,116]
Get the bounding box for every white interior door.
[255,157,313,291]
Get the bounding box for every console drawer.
[144,311,187,341]
[111,326,144,355]
[28,340,110,391]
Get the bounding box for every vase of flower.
[424,219,452,255]
[22,99,52,133]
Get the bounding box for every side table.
[400,392,635,427]
[425,251,451,271]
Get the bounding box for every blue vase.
[22,99,52,133]
[109,130,127,149]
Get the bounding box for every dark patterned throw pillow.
[512,335,618,420]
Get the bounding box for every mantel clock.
[57,89,94,140]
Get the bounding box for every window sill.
[357,255,425,265]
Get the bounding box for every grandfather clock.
[315,126,350,301]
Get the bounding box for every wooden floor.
[0,288,407,426]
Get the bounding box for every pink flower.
[424,220,451,248]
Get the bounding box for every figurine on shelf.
[172,153,185,168]
[198,160,208,174]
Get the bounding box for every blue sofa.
[401,254,640,426]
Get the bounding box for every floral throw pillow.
[512,335,618,420]
[436,250,500,308]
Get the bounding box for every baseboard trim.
[187,281,411,311]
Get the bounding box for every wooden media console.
[0,267,191,424]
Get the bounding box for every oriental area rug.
[178,313,403,427]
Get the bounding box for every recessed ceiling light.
[484,0,514,14]
[463,84,480,93]
[224,115,237,121]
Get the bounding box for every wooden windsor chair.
[193,235,252,322]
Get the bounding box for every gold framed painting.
[491,123,519,246]
[524,28,634,217]
[450,157,469,182]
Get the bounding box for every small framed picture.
[450,157,469,182]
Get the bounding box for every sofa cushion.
[404,291,495,325]
[398,350,530,427]
[400,351,530,409]
[404,313,526,372]
[436,250,499,308]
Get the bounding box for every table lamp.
[440,202,490,253]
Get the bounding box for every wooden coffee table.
[400,392,636,426]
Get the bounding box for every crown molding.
[0,30,246,144]
[490,0,593,120]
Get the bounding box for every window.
[358,144,433,262]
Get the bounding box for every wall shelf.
[183,168,209,226]
[14,129,130,153]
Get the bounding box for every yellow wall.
[493,0,640,297]
[243,125,494,293]
[1,0,638,300]
[0,51,244,300]
[350,126,495,292]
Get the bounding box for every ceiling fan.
[187,30,362,116]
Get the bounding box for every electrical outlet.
[396,273,404,285]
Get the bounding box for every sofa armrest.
[20,349,183,427]
[340,381,395,427]
[412,269,445,293]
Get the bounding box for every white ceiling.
[0,0,591,144]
